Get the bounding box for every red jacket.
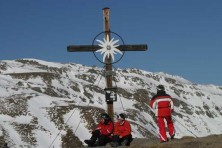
[95,120,114,136]
[113,120,131,138]
[150,90,174,117]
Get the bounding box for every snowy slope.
[0,59,222,148]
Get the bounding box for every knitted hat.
[101,113,110,121]
[117,113,125,120]
[157,85,165,91]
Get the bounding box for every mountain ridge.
[0,58,222,147]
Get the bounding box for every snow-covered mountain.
[0,59,222,148]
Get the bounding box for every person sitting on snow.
[111,113,132,147]
[84,113,114,147]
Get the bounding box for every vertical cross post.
[67,7,148,121]
[103,7,114,120]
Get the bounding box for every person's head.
[100,113,111,124]
[157,85,165,91]
[117,113,125,121]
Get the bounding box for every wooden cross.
[67,7,148,120]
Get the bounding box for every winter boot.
[84,130,100,146]
[160,138,169,143]
[110,141,119,147]
[121,139,129,146]
[84,139,95,147]
[171,134,175,140]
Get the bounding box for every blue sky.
[0,0,222,86]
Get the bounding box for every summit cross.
[67,7,148,120]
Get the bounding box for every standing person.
[111,113,132,147]
[84,113,114,147]
[150,85,175,143]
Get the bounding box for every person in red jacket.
[150,85,175,143]
[84,113,114,147]
[110,113,132,147]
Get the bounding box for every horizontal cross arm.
[67,45,100,52]
[120,44,148,51]
[67,44,148,52]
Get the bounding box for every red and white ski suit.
[150,90,175,142]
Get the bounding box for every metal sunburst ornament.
[96,35,122,62]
